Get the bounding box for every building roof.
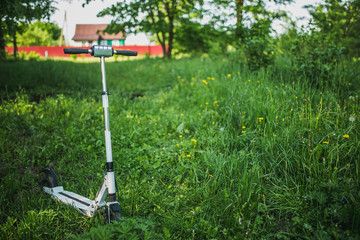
[72,24,125,41]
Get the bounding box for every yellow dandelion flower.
[181,79,184,82]
[186,154,191,158]
[191,139,197,142]
[212,121,215,125]
[343,134,350,139]
[190,82,194,86]
[259,117,264,122]
[227,74,231,77]
[176,144,179,147]
[245,89,247,92]
[205,102,209,105]
[248,79,251,82]
[213,101,218,104]
[291,108,293,111]
[209,174,214,178]
[137,121,141,124]
[257,80,260,83]
[242,126,246,129]
[179,135,183,138]
[177,76,181,78]
[202,80,208,85]
[180,114,184,117]
[323,141,329,144]
[346,163,349,167]
[211,77,215,80]
[241,131,246,134]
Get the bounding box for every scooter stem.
[100,56,116,202]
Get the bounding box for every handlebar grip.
[114,50,138,56]
[63,48,90,54]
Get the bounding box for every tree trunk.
[0,18,5,59]
[160,41,167,59]
[13,31,17,59]
[235,0,244,40]
[167,19,174,59]
[155,31,167,59]
[150,3,168,59]
[165,0,175,59]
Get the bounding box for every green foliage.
[174,20,211,56]
[0,56,360,239]
[0,0,56,58]
[15,22,61,46]
[242,34,275,70]
[225,14,277,70]
[96,0,204,59]
[70,54,77,61]
[279,28,345,87]
[69,217,162,240]
[174,19,229,57]
[28,51,41,60]
[306,0,360,56]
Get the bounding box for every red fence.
[5,45,164,57]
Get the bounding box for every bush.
[243,35,275,70]
[284,30,345,86]
[70,54,77,61]
[27,51,40,61]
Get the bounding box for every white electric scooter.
[42,45,137,222]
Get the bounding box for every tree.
[97,0,204,59]
[15,22,61,46]
[174,19,226,55]
[206,0,293,69]
[305,0,360,56]
[0,0,55,59]
[212,0,293,42]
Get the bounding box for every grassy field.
[1,56,360,239]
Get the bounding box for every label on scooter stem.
[92,45,113,57]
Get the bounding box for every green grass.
[1,56,360,239]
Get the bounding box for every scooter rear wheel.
[41,168,58,188]
[111,210,121,222]
[108,202,122,222]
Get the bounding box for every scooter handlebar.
[63,48,91,54]
[63,46,138,57]
[114,50,138,56]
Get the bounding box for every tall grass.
[0,56,359,239]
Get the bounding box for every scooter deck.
[43,186,97,217]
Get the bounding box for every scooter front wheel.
[41,168,58,188]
